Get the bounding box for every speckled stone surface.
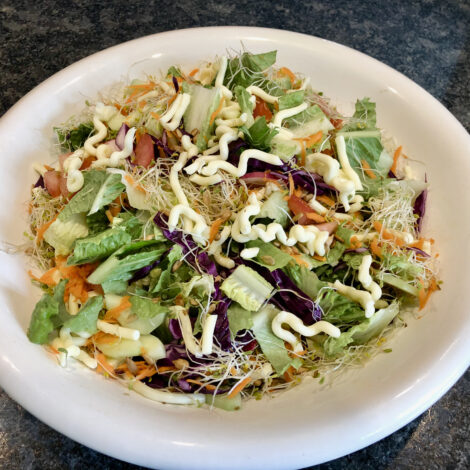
[0,0,468,469]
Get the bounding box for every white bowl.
[0,27,469,470]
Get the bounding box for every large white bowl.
[0,27,469,469]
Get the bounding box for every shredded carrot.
[295,131,323,148]
[209,97,225,126]
[105,209,114,223]
[418,278,438,310]
[373,221,405,247]
[409,238,429,251]
[350,235,363,249]
[230,367,238,376]
[288,173,295,197]
[46,345,60,355]
[391,145,402,174]
[208,217,224,244]
[135,366,157,381]
[186,379,217,391]
[370,237,382,258]
[95,352,115,376]
[312,255,327,262]
[138,100,147,109]
[291,254,310,267]
[104,296,131,321]
[189,68,199,77]
[299,140,306,166]
[35,215,58,244]
[283,366,295,382]
[228,376,252,398]
[361,159,376,179]
[109,204,121,217]
[124,174,146,194]
[305,212,326,223]
[279,67,296,85]
[150,112,160,120]
[44,164,54,171]
[317,194,335,207]
[156,366,177,373]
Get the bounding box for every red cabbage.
[243,260,322,324]
[172,76,179,93]
[34,175,45,188]
[115,123,129,150]
[406,246,430,258]
[414,188,427,233]
[168,319,183,340]
[150,133,173,157]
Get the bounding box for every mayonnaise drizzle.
[168,204,209,243]
[246,85,279,104]
[333,280,375,318]
[271,311,341,353]
[357,254,382,303]
[305,152,357,211]
[160,93,191,131]
[272,102,308,127]
[230,193,330,256]
[84,103,115,156]
[208,226,234,268]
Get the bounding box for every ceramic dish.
[0,27,469,470]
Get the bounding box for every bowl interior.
[0,27,469,470]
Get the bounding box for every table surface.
[0,1,469,469]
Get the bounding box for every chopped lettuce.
[87,241,167,285]
[257,191,289,226]
[63,295,103,334]
[251,304,302,375]
[283,105,334,138]
[323,302,399,356]
[130,295,168,319]
[183,84,222,150]
[55,122,94,152]
[67,227,132,265]
[59,170,125,220]
[44,213,88,256]
[27,294,60,344]
[206,393,242,411]
[278,90,305,110]
[224,51,283,96]
[247,240,292,272]
[241,116,278,152]
[86,210,109,236]
[234,86,254,127]
[150,245,183,294]
[342,98,377,131]
[270,135,299,160]
[221,265,274,312]
[227,302,254,339]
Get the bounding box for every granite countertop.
[0,0,468,468]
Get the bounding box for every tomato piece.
[330,118,343,129]
[43,171,62,198]
[58,152,72,171]
[134,133,154,168]
[287,194,316,225]
[59,173,70,199]
[80,155,95,170]
[253,97,273,122]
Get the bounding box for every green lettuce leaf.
[59,170,125,220]
[342,98,377,131]
[257,190,289,226]
[166,66,183,78]
[86,210,109,236]
[224,51,284,96]
[27,295,59,344]
[55,122,94,152]
[101,279,128,295]
[234,86,254,127]
[247,240,292,272]
[221,265,274,312]
[283,105,334,138]
[227,302,254,339]
[67,228,132,265]
[251,304,302,375]
[150,245,183,294]
[323,302,399,356]
[278,90,305,110]
[130,296,168,319]
[241,116,278,151]
[44,213,89,256]
[64,295,103,334]
[87,241,167,285]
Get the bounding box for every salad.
[25,50,439,410]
